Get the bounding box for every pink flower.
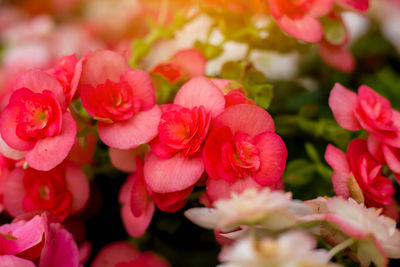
[144,76,226,212]
[2,161,89,221]
[203,104,287,204]
[219,231,340,267]
[185,188,310,234]
[335,0,369,11]
[268,0,333,42]
[318,41,355,72]
[304,197,400,266]
[151,48,206,83]
[209,78,256,108]
[0,214,46,259]
[66,130,97,167]
[0,70,77,171]
[46,54,83,106]
[119,157,155,237]
[79,49,161,149]
[368,134,400,181]
[109,147,138,173]
[325,139,395,208]
[0,213,81,267]
[329,84,400,147]
[91,241,170,267]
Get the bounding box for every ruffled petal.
[25,112,77,171]
[98,105,161,149]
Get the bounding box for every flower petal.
[122,70,156,110]
[325,144,350,173]
[13,70,66,109]
[0,256,35,267]
[65,162,90,214]
[25,112,77,171]
[0,104,36,151]
[329,83,361,131]
[109,148,137,173]
[98,105,161,149]
[39,223,80,267]
[174,77,225,118]
[144,152,204,193]
[275,15,323,43]
[3,168,26,217]
[121,201,154,238]
[0,215,45,255]
[79,50,130,87]
[251,132,287,186]
[214,104,275,137]
[206,176,262,204]
[91,242,140,267]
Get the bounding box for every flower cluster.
[326,83,400,218]
[1,0,400,266]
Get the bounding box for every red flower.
[151,49,206,83]
[0,213,81,267]
[0,70,77,171]
[268,0,333,42]
[325,139,395,208]
[119,157,155,237]
[203,104,287,203]
[2,162,89,221]
[368,134,400,182]
[92,241,170,267]
[144,77,226,212]
[329,84,400,147]
[335,0,369,11]
[47,54,83,105]
[79,50,161,149]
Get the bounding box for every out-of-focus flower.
[2,161,89,221]
[185,188,310,234]
[83,0,143,43]
[304,197,400,267]
[329,84,400,147]
[79,49,161,150]
[144,77,225,212]
[318,40,355,72]
[119,157,155,237]
[336,0,369,11]
[202,0,265,13]
[203,104,286,204]
[151,48,206,83]
[91,241,170,267]
[268,0,333,42]
[210,79,256,108]
[218,231,341,267]
[325,139,395,208]
[0,70,77,171]
[0,212,81,267]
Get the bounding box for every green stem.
[327,238,354,260]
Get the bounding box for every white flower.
[219,231,341,267]
[304,197,400,267]
[185,188,310,233]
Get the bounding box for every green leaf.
[249,84,274,109]
[194,41,224,60]
[283,159,315,186]
[220,61,242,80]
[305,142,320,163]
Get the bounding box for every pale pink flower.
[185,188,310,233]
[219,231,341,267]
[304,197,400,267]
